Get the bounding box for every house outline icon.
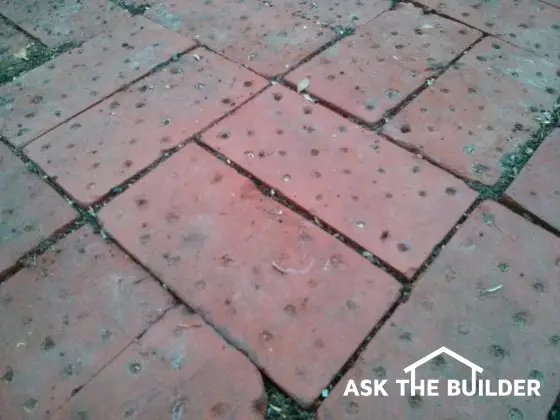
[403,346,483,394]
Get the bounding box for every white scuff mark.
[271,257,314,275]
[479,284,503,296]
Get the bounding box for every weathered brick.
[145,0,335,77]
[318,201,560,419]
[1,0,130,47]
[0,227,173,419]
[420,0,560,62]
[0,15,195,147]
[277,0,387,26]
[286,3,481,123]
[25,48,267,205]
[203,85,477,277]
[383,38,558,185]
[52,307,266,419]
[0,143,76,277]
[507,129,560,231]
[99,144,400,404]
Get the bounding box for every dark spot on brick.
[41,336,56,351]
[128,360,142,375]
[445,187,457,196]
[408,395,423,409]
[273,93,283,101]
[400,123,411,133]
[243,80,253,87]
[397,243,409,252]
[489,344,508,358]
[2,366,14,383]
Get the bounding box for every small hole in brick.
[397,243,410,252]
[243,80,253,87]
[380,230,389,240]
[310,149,320,156]
[445,187,457,196]
[219,131,230,139]
[303,106,312,114]
[273,93,283,101]
[123,160,132,167]
[400,123,411,133]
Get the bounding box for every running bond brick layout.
[0,0,558,419]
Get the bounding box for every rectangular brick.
[319,201,560,420]
[0,143,76,277]
[419,0,560,62]
[286,3,481,123]
[99,144,400,404]
[145,0,335,77]
[278,0,387,26]
[507,129,560,231]
[0,14,195,148]
[383,38,558,185]
[24,48,267,205]
[52,307,266,420]
[1,0,130,47]
[202,85,477,277]
[0,227,173,419]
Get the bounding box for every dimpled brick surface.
[99,144,400,404]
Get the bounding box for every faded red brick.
[420,0,560,61]
[0,15,195,148]
[1,0,130,47]
[383,38,559,185]
[318,201,560,420]
[145,0,335,77]
[507,129,560,231]
[52,307,266,419]
[286,3,481,123]
[0,227,173,419]
[99,144,400,404]
[203,85,477,277]
[278,0,387,26]
[0,143,76,277]
[25,48,267,205]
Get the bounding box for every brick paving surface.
[286,3,481,123]
[202,85,477,277]
[98,145,401,404]
[318,201,560,420]
[145,0,336,77]
[0,227,173,419]
[0,142,76,277]
[419,0,560,62]
[507,129,560,231]
[0,14,194,148]
[383,37,559,185]
[25,49,267,205]
[1,0,559,418]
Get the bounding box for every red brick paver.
[278,0,387,26]
[383,37,559,185]
[25,48,267,205]
[52,307,266,420]
[507,130,560,231]
[0,143,76,277]
[0,227,173,419]
[1,0,129,47]
[145,0,335,77]
[99,144,400,404]
[420,0,560,62]
[0,15,194,148]
[203,85,477,277]
[286,3,481,123]
[318,201,560,419]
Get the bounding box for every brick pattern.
[1,0,559,417]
